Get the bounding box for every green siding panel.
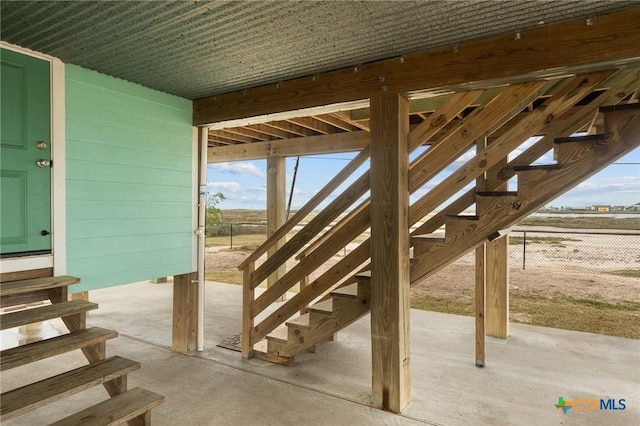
[65,64,193,291]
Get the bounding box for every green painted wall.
[65,64,193,292]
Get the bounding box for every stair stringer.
[410,105,640,286]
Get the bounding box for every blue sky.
[207,142,639,212]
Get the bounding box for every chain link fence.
[508,229,640,273]
[207,222,267,249]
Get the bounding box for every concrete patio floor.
[1,280,638,425]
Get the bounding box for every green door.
[1,49,51,256]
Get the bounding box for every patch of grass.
[410,297,474,316]
[573,298,640,311]
[206,234,266,250]
[410,290,640,339]
[606,269,640,278]
[509,236,581,245]
[205,270,243,285]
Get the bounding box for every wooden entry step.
[0,327,117,371]
[0,276,80,297]
[50,387,165,426]
[0,300,98,331]
[0,356,140,421]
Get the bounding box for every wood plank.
[0,267,52,283]
[241,262,254,359]
[249,90,480,323]
[1,290,50,309]
[475,245,486,368]
[369,93,410,413]
[503,68,640,180]
[485,235,509,339]
[0,327,117,371]
[287,116,340,134]
[238,146,371,269]
[267,156,287,302]
[412,103,640,287]
[0,356,140,421]
[172,272,198,354]
[193,7,640,125]
[409,71,613,224]
[208,129,369,162]
[0,275,80,297]
[0,300,97,331]
[49,387,164,426]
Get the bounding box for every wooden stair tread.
[49,387,165,426]
[475,191,518,197]
[0,327,118,371]
[0,356,140,421]
[331,283,359,299]
[266,326,288,343]
[512,164,560,172]
[411,233,446,244]
[355,270,371,279]
[286,313,310,329]
[0,276,80,297]
[0,300,98,331]
[446,215,479,221]
[554,134,605,144]
[309,299,333,314]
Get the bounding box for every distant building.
[595,205,611,212]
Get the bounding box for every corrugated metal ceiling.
[1,1,635,100]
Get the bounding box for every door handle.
[41,230,50,236]
[36,159,51,168]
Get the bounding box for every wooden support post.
[242,262,255,359]
[266,156,287,301]
[485,237,509,338]
[172,272,199,353]
[475,136,486,367]
[475,245,486,367]
[485,151,509,338]
[370,93,410,413]
[298,253,309,315]
[69,291,89,301]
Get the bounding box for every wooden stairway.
[0,274,164,425]
[253,101,640,364]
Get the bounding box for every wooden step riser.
[554,135,612,168]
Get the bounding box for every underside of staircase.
[238,68,640,367]
[0,272,164,425]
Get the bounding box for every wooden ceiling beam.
[208,130,370,163]
[209,129,260,144]
[193,7,640,126]
[286,116,341,135]
[314,113,362,132]
[265,120,317,137]
[244,123,293,139]
[221,126,272,141]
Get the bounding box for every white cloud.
[207,181,243,193]
[209,162,265,178]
